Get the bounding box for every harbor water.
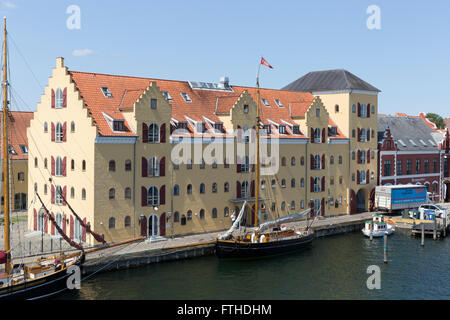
[60,230,450,300]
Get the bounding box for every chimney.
[218,76,229,89]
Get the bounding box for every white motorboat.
[362,214,396,237]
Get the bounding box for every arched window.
[125,160,132,171]
[147,186,159,206]
[82,188,86,200]
[212,208,217,218]
[290,201,295,210]
[148,123,159,143]
[124,187,131,199]
[55,122,63,142]
[124,216,131,227]
[291,178,295,188]
[199,209,205,219]
[148,157,159,177]
[314,155,321,170]
[109,217,115,229]
[291,157,295,166]
[174,211,180,223]
[174,185,180,196]
[224,207,229,217]
[55,185,63,205]
[301,157,305,166]
[200,183,206,194]
[241,181,249,198]
[314,128,321,143]
[82,160,86,171]
[338,156,342,164]
[55,88,63,109]
[55,156,63,176]
[301,178,305,187]
[314,177,321,192]
[109,160,116,172]
[271,179,276,189]
[281,157,286,167]
[181,214,186,225]
[187,184,192,194]
[360,128,366,142]
[212,183,217,193]
[224,182,229,192]
[71,121,75,132]
[330,156,334,165]
[187,210,192,220]
[281,201,286,211]
[281,179,286,188]
[109,188,115,200]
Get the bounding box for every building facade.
[1,111,33,212]
[377,113,450,202]
[27,59,380,245]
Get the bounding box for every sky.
[1,0,449,117]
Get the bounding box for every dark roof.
[282,69,381,93]
[378,115,439,151]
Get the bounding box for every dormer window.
[113,120,126,132]
[162,91,173,101]
[263,124,271,135]
[261,98,270,107]
[20,145,28,154]
[279,125,287,134]
[214,123,223,132]
[329,126,337,136]
[177,122,188,130]
[100,87,113,98]
[292,125,300,134]
[274,99,283,108]
[181,92,192,102]
[196,122,206,133]
[8,145,16,155]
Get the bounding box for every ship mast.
[2,17,11,274]
[254,66,261,228]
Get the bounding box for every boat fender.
[259,235,266,243]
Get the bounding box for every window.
[212,183,217,193]
[339,176,343,185]
[261,180,265,190]
[241,181,249,198]
[361,104,367,118]
[71,121,75,132]
[271,202,276,212]
[397,160,402,175]
[433,159,438,173]
[44,122,48,132]
[162,91,172,101]
[352,152,355,161]
[200,159,205,169]
[174,212,180,222]
[271,179,276,189]
[263,124,271,135]
[290,201,295,210]
[55,122,63,142]
[109,217,115,229]
[291,157,295,166]
[151,98,157,109]
[274,99,283,107]
[125,160,132,171]
[55,88,63,108]
[200,183,205,194]
[300,200,304,209]
[360,151,366,164]
[187,210,192,220]
[147,186,159,206]
[301,178,305,187]
[316,108,320,117]
[241,156,250,173]
[301,157,305,166]
[109,160,116,172]
[415,159,421,174]
[212,208,217,219]
[224,182,229,192]
[187,159,192,170]
[187,184,192,194]
[55,185,63,205]
[44,158,48,169]
[224,207,229,217]
[360,170,366,184]
[281,157,286,167]
[330,156,334,165]
[148,123,159,143]
[291,178,295,188]
[181,92,192,102]
[360,129,366,142]
[101,87,113,98]
[20,145,28,154]
[314,155,321,170]
[82,188,86,200]
[55,156,63,176]
[330,176,334,185]
[281,201,286,211]
[371,105,375,114]
[149,157,160,177]
[261,98,270,107]
[200,209,205,219]
[424,160,429,174]
[125,187,131,199]
[314,128,321,143]
[44,184,48,194]
[174,185,180,196]
[278,125,286,134]
[384,160,391,177]
[313,177,321,193]
[109,188,115,200]
[71,187,75,198]
[352,104,356,113]
[113,120,125,132]
[181,214,186,225]
[335,105,339,112]
[281,179,286,188]
[406,160,412,175]
[82,160,86,171]
[243,104,249,114]
[124,216,131,227]
[338,156,342,164]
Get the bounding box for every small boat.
[362,213,396,238]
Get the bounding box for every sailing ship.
[0,18,142,300]
[215,58,315,259]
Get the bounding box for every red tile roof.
[0,111,33,160]
[69,70,344,140]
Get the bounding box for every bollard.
[421,223,425,247]
[433,218,437,240]
[383,233,388,264]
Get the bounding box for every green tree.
[426,113,445,129]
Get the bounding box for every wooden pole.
[421,223,425,246]
[383,233,387,263]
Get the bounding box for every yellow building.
[27,59,379,245]
[1,111,33,212]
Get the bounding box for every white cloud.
[2,1,16,8]
[72,49,94,57]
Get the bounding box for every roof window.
[181,92,192,102]
[100,87,113,98]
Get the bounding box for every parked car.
[418,204,447,218]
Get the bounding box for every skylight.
[8,145,16,155]
[397,139,406,147]
[428,139,436,146]
[409,139,417,146]
[162,91,173,101]
[261,98,270,107]
[100,86,113,98]
[274,99,283,108]
[181,92,192,102]
[419,139,427,146]
[20,145,28,154]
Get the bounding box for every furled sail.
[35,192,84,251]
[257,208,311,233]
[218,200,247,240]
[55,187,106,244]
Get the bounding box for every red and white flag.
[260,57,273,69]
